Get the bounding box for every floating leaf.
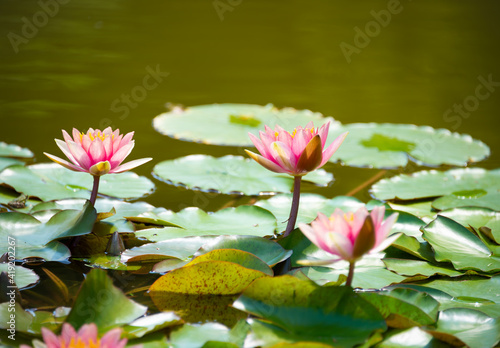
[153,103,337,146]
[257,194,364,232]
[132,205,277,239]
[65,269,147,329]
[0,264,39,289]
[0,157,24,172]
[153,155,332,196]
[424,308,500,348]
[0,187,40,213]
[189,249,273,276]
[0,142,33,158]
[149,260,268,296]
[371,168,500,211]
[195,235,292,266]
[0,202,96,261]
[169,323,234,348]
[122,312,182,338]
[0,163,155,201]
[383,259,463,278]
[328,123,489,168]
[234,276,386,347]
[388,201,436,222]
[361,288,439,328]
[375,327,448,348]
[422,216,500,273]
[438,207,500,243]
[31,198,166,233]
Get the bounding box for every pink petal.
[269,141,296,172]
[370,206,386,230]
[325,231,354,260]
[61,322,77,343]
[304,121,314,129]
[67,141,92,169]
[318,122,330,148]
[120,131,134,147]
[109,142,134,168]
[100,328,123,346]
[248,132,271,159]
[374,212,399,247]
[44,153,86,172]
[319,131,348,167]
[277,129,293,149]
[245,150,289,174]
[88,138,106,163]
[371,232,402,254]
[55,139,79,166]
[110,157,152,173]
[112,134,124,154]
[62,130,72,144]
[102,135,113,159]
[264,125,275,138]
[351,207,369,239]
[103,127,113,135]
[291,129,308,158]
[259,131,276,157]
[296,135,322,173]
[41,327,61,347]
[77,323,98,342]
[71,128,81,143]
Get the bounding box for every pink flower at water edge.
[298,206,399,262]
[245,121,348,176]
[20,322,141,348]
[44,127,152,176]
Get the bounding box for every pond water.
[1,0,499,211]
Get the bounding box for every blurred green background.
[1,0,499,210]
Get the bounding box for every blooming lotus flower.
[44,127,152,177]
[245,121,347,176]
[20,322,140,348]
[299,206,399,263]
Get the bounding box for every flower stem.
[346,261,356,287]
[89,175,100,206]
[284,175,302,237]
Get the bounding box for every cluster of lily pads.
[0,103,499,348]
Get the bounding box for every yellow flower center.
[81,131,114,142]
[275,128,315,139]
[61,337,101,348]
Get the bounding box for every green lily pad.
[132,205,277,239]
[0,157,24,172]
[371,168,500,211]
[424,308,500,348]
[383,259,463,278]
[233,276,386,347]
[31,198,166,233]
[438,207,500,243]
[375,327,449,348]
[0,163,155,201]
[122,312,182,338]
[0,201,96,261]
[153,155,333,196]
[150,260,268,296]
[153,103,337,146]
[190,249,273,276]
[422,216,500,273]
[0,187,40,213]
[65,269,147,329]
[195,235,292,266]
[0,264,39,289]
[0,142,33,158]
[361,288,439,328]
[257,194,364,232]
[328,123,489,168]
[388,201,436,222]
[169,323,236,348]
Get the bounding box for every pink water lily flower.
[245,121,347,176]
[299,206,399,263]
[44,127,152,177]
[20,322,141,348]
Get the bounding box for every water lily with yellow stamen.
[298,206,399,286]
[20,322,141,348]
[246,121,347,237]
[44,127,152,205]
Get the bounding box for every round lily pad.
[0,142,33,158]
[153,103,338,146]
[153,155,333,196]
[371,168,500,211]
[0,264,39,288]
[328,123,489,168]
[0,163,155,201]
